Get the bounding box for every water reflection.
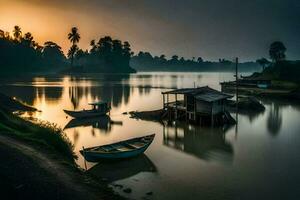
[88,154,157,183]
[163,122,234,163]
[64,115,113,132]
[236,108,265,123]
[67,75,141,109]
[267,103,282,136]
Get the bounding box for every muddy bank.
[0,135,124,200]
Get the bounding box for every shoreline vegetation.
[0,96,124,200]
[131,52,261,72]
[221,41,300,99]
[0,26,135,74]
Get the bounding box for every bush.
[0,109,76,163]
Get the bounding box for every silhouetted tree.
[22,32,34,47]
[256,58,270,71]
[68,27,80,67]
[68,44,79,61]
[90,39,96,54]
[269,41,286,63]
[197,57,203,63]
[0,29,4,38]
[13,25,22,41]
[43,41,65,67]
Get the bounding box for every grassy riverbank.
[0,108,76,163]
[0,108,124,200]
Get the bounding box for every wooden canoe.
[80,134,155,161]
[64,102,111,118]
[63,109,108,118]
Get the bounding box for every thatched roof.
[162,86,233,102]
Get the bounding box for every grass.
[0,108,76,163]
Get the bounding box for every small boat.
[80,134,155,161]
[64,102,111,119]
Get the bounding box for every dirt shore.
[0,134,123,200]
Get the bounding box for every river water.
[1,72,300,200]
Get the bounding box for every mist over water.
[0,72,299,199]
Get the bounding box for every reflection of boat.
[64,115,111,131]
[163,122,233,163]
[80,134,155,161]
[88,154,157,182]
[64,102,111,118]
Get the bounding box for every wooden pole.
[82,146,87,171]
[235,57,239,112]
[235,57,239,139]
[163,94,165,109]
[175,94,178,120]
[167,94,169,106]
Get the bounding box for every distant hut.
[162,86,235,126]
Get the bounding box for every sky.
[0,0,300,61]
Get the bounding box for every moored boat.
[80,134,155,161]
[64,102,111,118]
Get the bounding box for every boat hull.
[80,134,155,162]
[64,109,108,118]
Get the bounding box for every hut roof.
[162,86,233,102]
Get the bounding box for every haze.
[1,0,299,61]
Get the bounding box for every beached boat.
[80,134,155,161]
[64,102,111,118]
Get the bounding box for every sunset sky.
[1,0,299,61]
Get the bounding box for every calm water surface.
[1,72,300,200]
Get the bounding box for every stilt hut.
[162,86,234,126]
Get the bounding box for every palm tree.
[68,27,80,67]
[68,44,79,60]
[23,32,34,47]
[13,25,22,41]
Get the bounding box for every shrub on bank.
[0,109,76,163]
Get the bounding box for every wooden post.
[211,103,214,126]
[193,98,196,121]
[163,93,165,109]
[235,57,239,115]
[175,94,178,120]
[167,94,169,108]
[82,146,87,171]
[235,57,239,139]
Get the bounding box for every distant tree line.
[131,52,260,72]
[1,26,298,76]
[0,26,66,73]
[0,26,135,74]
